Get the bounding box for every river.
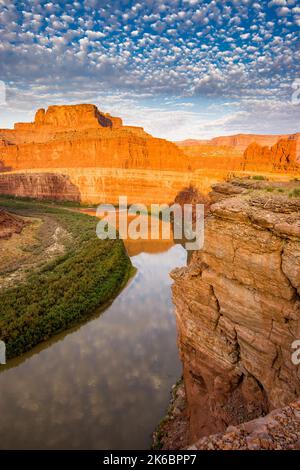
[0,212,186,449]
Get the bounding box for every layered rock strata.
[176,133,300,173]
[171,179,300,445]
[0,104,186,172]
[0,209,28,239]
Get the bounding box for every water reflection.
[0,213,186,449]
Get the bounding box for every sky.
[0,0,299,140]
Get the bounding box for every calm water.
[0,215,186,449]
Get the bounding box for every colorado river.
[0,213,186,449]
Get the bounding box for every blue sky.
[0,0,299,139]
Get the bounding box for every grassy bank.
[0,198,133,359]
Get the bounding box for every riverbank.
[152,378,188,450]
[0,197,133,359]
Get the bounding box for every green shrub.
[289,188,300,198]
[251,175,266,181]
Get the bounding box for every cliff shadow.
[0,172,82,204]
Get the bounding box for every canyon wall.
[176,133,300,173]
[0,172,81,202]
[171,179,300,445]
[242,133,300,172]
[0,104,186,172]
[0,168,230,205]
[177,133,290,153]
[0,104,299,204]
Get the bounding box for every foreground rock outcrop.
[0,209,28,239]
[190,399,300,450]
[170,179,300,448]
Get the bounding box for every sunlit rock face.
[176,133,300,173]
[0,172,81,202]
[0,104,195,203]
[0,104,186,172]
[0,105,299,204]
[171,180,300,444]
[242,133,300,172]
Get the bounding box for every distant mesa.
[176,133,291,152]
[0,103,186,172]
[15,104,123,132]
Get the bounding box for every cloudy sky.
[0,0,299,140]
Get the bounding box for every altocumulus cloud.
[0,0,299,139]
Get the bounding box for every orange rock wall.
[177,133,300,173]
[0,168,229,204]
[0,131,187,172]
[171,180,300,444]
[242,134,300,172]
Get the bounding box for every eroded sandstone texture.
[189,399,300,450]
[243,133,300,172]
[176,133,300,173]
[171,179,300,445]
[0,172,81,202]
[0,105,299,203]
[0,209,28,239]
[0,104,186,172]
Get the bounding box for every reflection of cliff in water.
[83,210,177,256]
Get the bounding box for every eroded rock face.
[177,134,289,153]
[0,104,186,172]
[171,180,300,444]
[189,399,300,450]
[0,104,195,202]
[0,172,81,202]
[243,133,300,172]
[176,133,300,173]
[0,168,222,205]
[0,209,28,239]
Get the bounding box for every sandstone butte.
[167,179,300,450]
[0,103,299,204]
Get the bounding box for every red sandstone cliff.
[242,133,300,172]
[177,133,290,153]
[176,133,300,173]
[1,105,299,204]
[170,179,300,447]
[0,104,186,172]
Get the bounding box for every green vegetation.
[0,193,102,208]
[152,377,184,450]
[289,188,300,198]
[251,175,267,181]
[0,198,132,359]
